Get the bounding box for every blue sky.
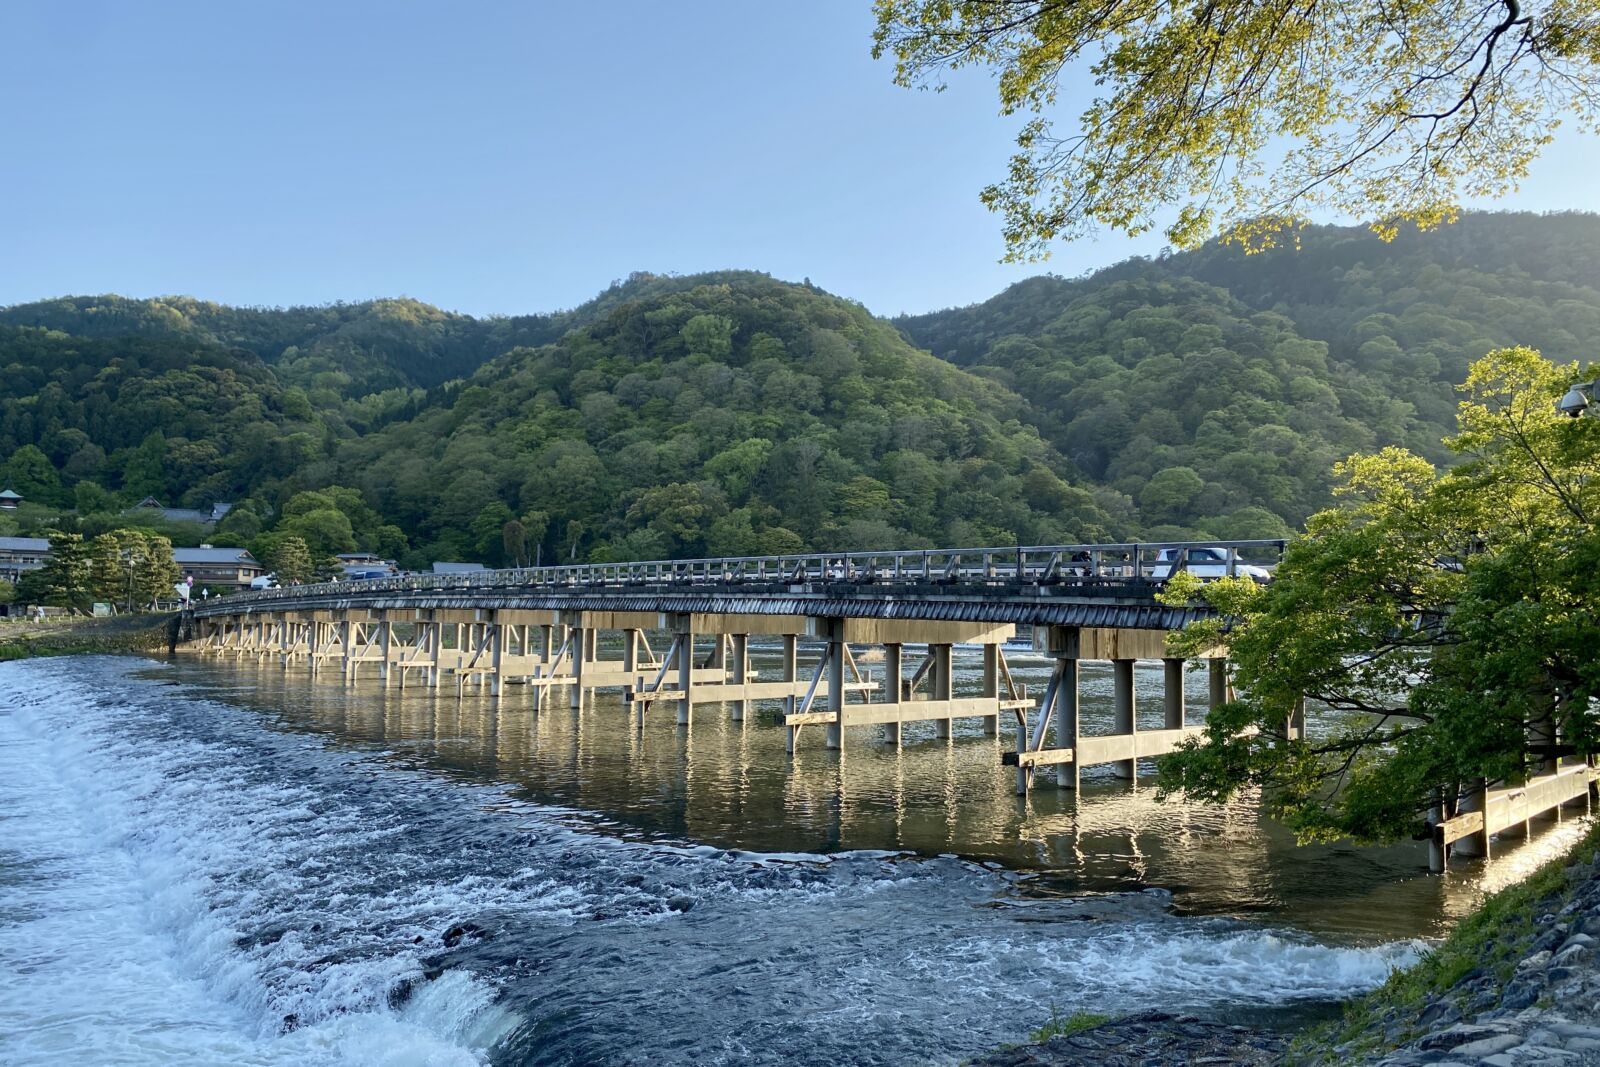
[3,2,1597,319]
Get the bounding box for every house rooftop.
[173,546,259,564]
[0,536,49,552]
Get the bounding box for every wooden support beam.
[784,695,1027,728]
[1005,725,1206,769]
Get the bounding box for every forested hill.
[331,276,1117,565]
[2,213,1598,570]
[894,211,1600,528]
[0,271,820,398]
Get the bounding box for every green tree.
[280,507,356,557]
[873,1,1600,255]
[469,501,514,563]
[270,536,314,585]
[73,480,120,516]
[1139,466,1205,526]
[119,431,168,500]
[134,533,180,609]
[88,532,126,607]
[521,510,551,566]
[13,568,50,609]
[502,518,528,568]
[1158,347,1600,843]
[36,530,92,612]
[3,444,63,504]
[0,578,13,607]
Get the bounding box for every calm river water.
[1,649,1588,1066]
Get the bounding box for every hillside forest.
[2,212,1598,573]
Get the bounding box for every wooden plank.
[1049,726,1206,768]
[1004,747,1076,768]
[782,695,1001,727]
[1440,810,1485,845]
[1478,766,1595,836]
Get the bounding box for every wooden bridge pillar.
[531,623,555,709]
[428,615,444,688]
[981,645,1000,737]
[1055,658,1080,791]
[1163,658,1186,730]
[378,619,393,687]
[1209,657,1227,710]
[1112,658,1136,780]
[570,624,589,710]
[489,621,505,697]
[621,628,640,704]
[882,643,903,746]
[729,633,750,722]
[341,617,356,680]
[825,629,846,750]
[676,625,694,726]
[781,634,798,716]
[931,643,953,740]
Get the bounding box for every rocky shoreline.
[1351,847,1600,1066]
[974,826,1600,1067]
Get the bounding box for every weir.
[179,539,1595,851]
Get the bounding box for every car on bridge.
[1148,547,1272,581]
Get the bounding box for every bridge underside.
[184,598,1267,789]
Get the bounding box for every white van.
[1148,547,1272,581]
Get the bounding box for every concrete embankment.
[976,822,1600,1066]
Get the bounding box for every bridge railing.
[213,539,1287,610]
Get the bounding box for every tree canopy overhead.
[872,0,1600,256]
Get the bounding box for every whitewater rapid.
[0,657,1419,1065]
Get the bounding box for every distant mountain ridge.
[2,214,1598,568]
[0,271,803,396]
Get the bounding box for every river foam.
[0,657,1420,1066]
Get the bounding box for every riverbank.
[1307,815,1600,1065]
[975,816,1600,1066]
[0,614,172,661]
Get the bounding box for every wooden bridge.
[180,538,1596,853]
[183,540,1275,792]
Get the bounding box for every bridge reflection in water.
[183,540,1593,879]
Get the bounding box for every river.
[1,650,1588,1066]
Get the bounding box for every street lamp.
[1557,380,1598,418]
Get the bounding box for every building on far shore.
[0,536,49,582]
[0,488,21,510]
[431,561,486,575]
[173,545,264,590]
[128,497,235,527]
